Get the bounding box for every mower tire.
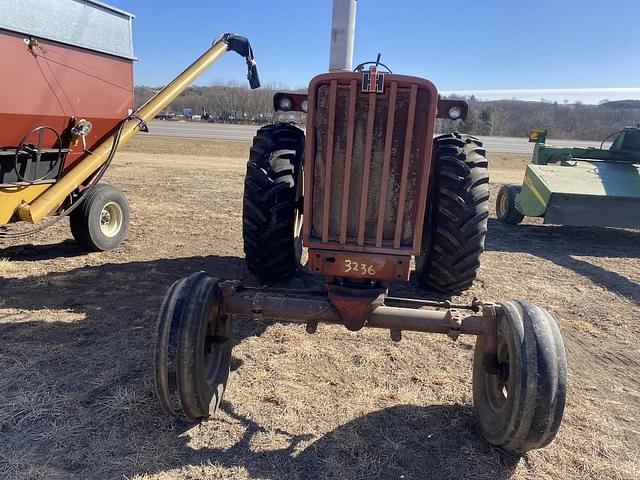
[154,272,232,422]
[472,300,567,455]
[496,184,525,224]
[416,133,490,293]
[69,183,129,252]
[243,123,305,279]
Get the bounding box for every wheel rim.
[483,335,510,413]
[203,314,231,389]
[100,201,123,237]
[498,190,508,217]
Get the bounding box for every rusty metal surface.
[0,29,134,173]
[393,84,418,248]
[327,284,385,331]
[321,80,338,243]
[376,81,398,247]
[356,92,377,246]
[304,72,438,255]
[481,303,500,374]
[445,309,463,340]
[367,306,486,335]
[436,99,469,119]
[339,79,358,244]
[273,92,308,112]
[307,249,410,282]
[221,285,491,337]
[385,296,482,312]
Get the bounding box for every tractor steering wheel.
[354,60,392,73]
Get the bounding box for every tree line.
[135,82,285,123]
[136,83,640,140]
[439,97,640,140]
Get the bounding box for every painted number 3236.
[343,259,376,276]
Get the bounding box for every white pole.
[329,0,357,71]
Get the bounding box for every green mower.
[497,125,640,228]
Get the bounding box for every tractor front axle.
[154,271,567,455]
[218,280,496,341]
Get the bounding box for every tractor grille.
[303,72,438,255]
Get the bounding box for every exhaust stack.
[329,0,357,71]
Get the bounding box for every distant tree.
[135,83,640,139]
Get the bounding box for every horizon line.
[440,87,640,105]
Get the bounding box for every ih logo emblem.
[362,66,385,93]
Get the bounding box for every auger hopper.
[0,0,259,250]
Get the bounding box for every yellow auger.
[19,34,258,225]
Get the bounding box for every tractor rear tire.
[154,272,232,422]
[416,133,490,293]
[472,300,567,454]
[496,184,525,224]
[242,123,305,279]
[69,183,130,252]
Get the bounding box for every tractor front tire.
[69,183,130,252]
[416,133,490,293]
[243,123,305,279]
[472,300,567,454]
[496,184,525,224]
[154,272,233,422]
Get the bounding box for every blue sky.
[111,0,639,98]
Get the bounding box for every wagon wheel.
[495,184,525,225]
[472,300,567,455]
[69,183,130,251]
[154,272,233,422]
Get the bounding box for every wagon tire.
[243,123,305,279]
[416,133,490,293]
[472,300,567,454]
[154,272,232,422]
[69,183,129,251]
[496,184,525,224]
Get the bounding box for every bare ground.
[0,136,638,480]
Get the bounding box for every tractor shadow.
[156,402,519,480]
[485,219,640,304]
[0,250,516,479]
[0,252,294,347]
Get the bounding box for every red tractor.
[154,0,566,455]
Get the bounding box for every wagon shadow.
[0,253,294,344]
[0,239,87,260]
[485,219,640,304]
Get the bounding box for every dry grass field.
[0,135,638,480]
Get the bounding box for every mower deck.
[518,161,640,227]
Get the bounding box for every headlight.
[301,100,308,113]
[448,106,462,120]
[278,97,292,111]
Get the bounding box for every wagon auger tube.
[17,33,259,225]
